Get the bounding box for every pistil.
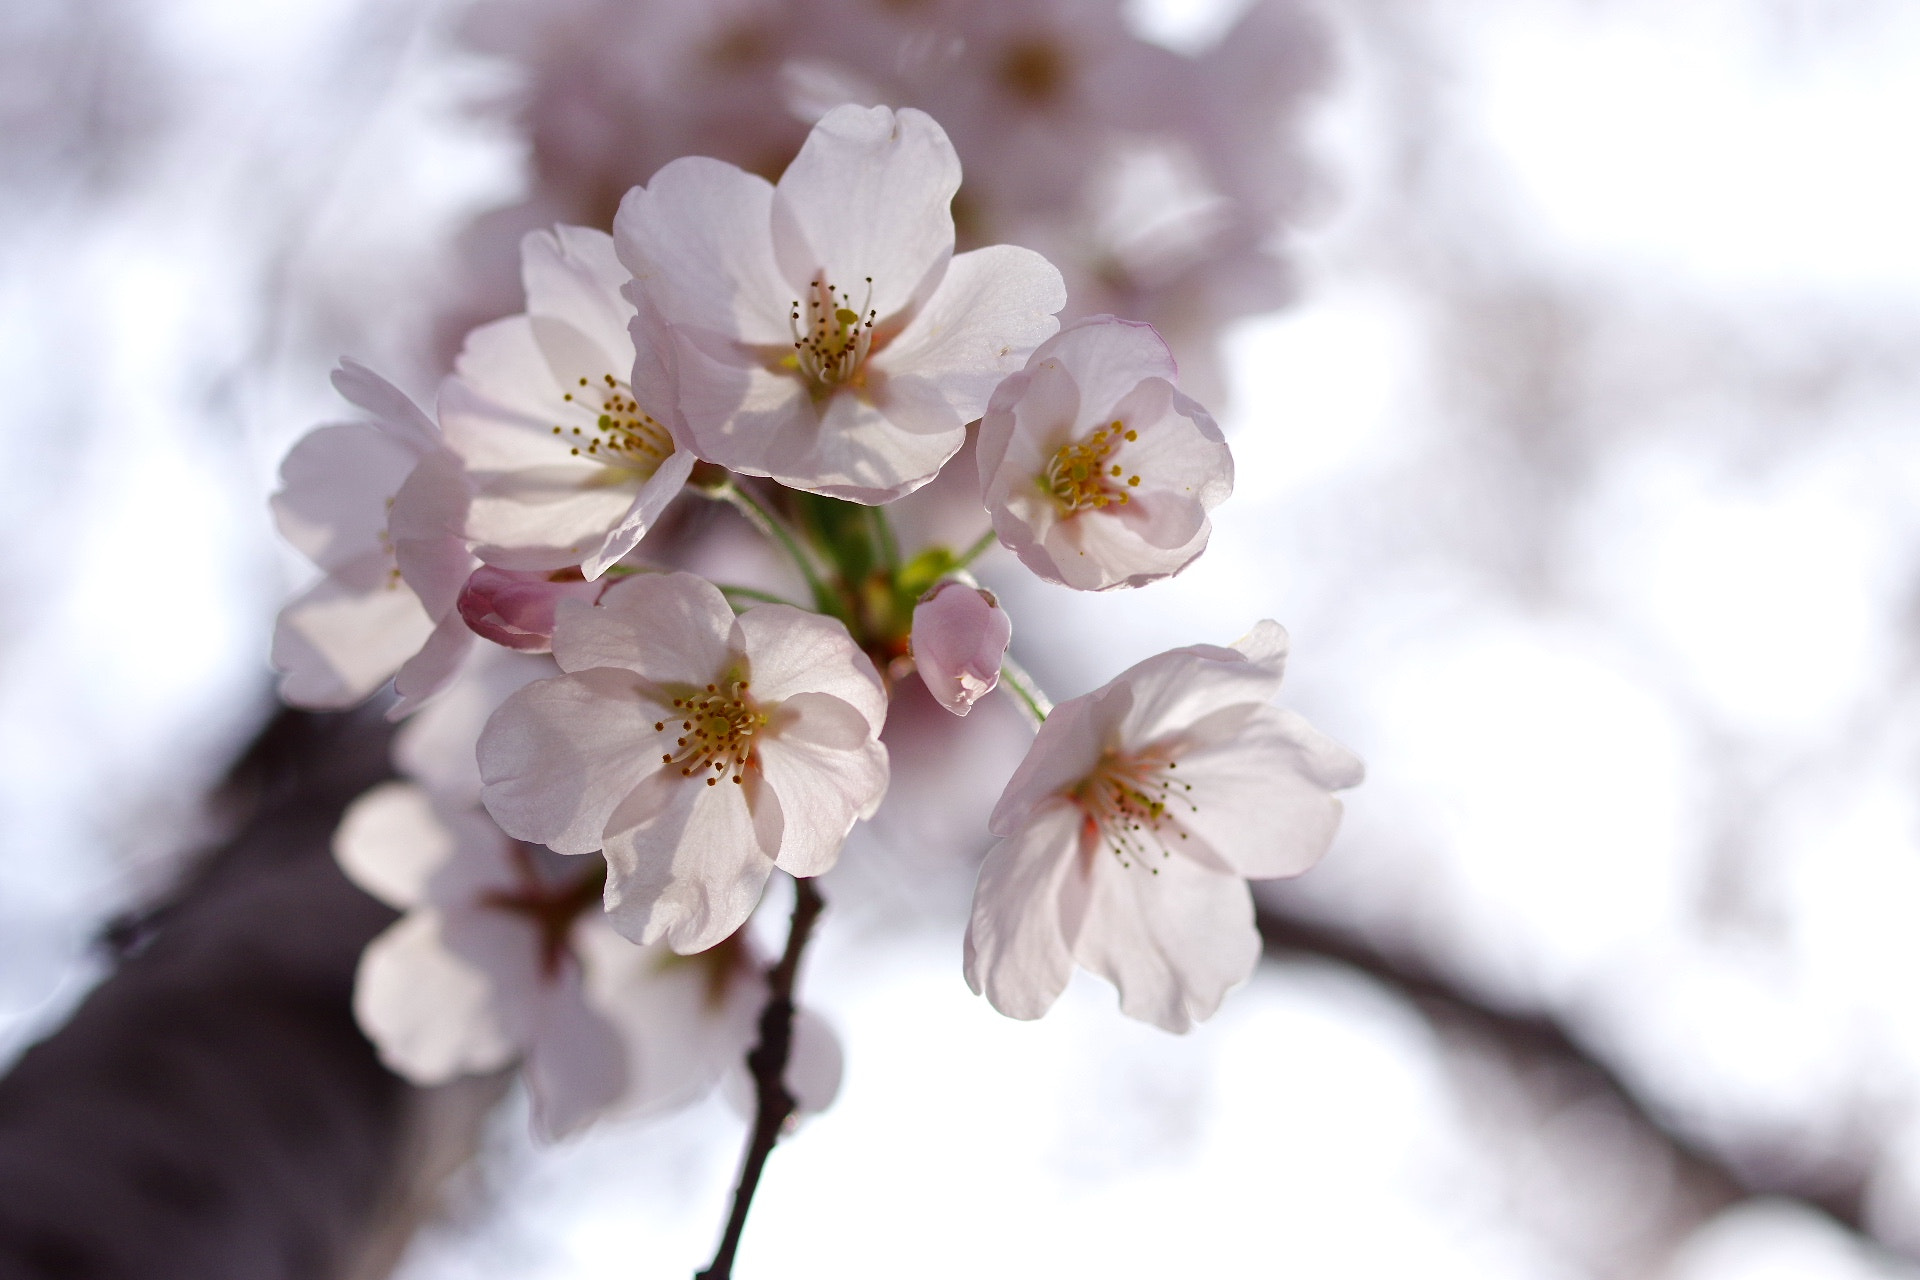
[554,373,675,474]
[1042,419,1141,514]
[655,680,767,786]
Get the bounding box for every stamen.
[788,275,877,390]
[1075,750,1196,873]
[1042,419,1143,513]
[656,679,765,787]
[549,372,674,475]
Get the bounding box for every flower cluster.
[276,101,1356,1208]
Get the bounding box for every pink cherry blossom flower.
[334,781,763,1139]
[440,225,697,579]
[457,565,610,653]
[964,622,1363,1032]
[977,314,1233,592]
[478,572,890,954]
[613,103,1066,504]
[911,581,1011,717]
[271,360,476,716]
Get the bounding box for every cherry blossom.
[440,225,696,579]
[478,572,890,954]
[334,781,763,1139]
[271,360,476,715]
[613,103,1065,504]
[457,565,610,654]
[910,581,1011,716]
[964,622,1362,1032]
[977,315,1232,591]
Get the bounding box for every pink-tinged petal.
[394,647,555,805]
[964,799,1089,1021]
[581,448,697,579]
[754,388,963,505]
[875,244,1066,426]
[601,769,775,954]
[331,358,438,456]
[1108,384,1232,511]
[613,156,792,345]
[271,423,416,574]
[1168,705,1363,880]
[1026,316,1179,433]
[520,225,633,360]
[353,909,517,1084]
[389,610,476,720]
[464,466,648,572]
[972,367,1034,492]
[458,567,608,653]
[389,451,476,619]
[911,582,1011,716]
[771,105,959,321]
[1038,497,1208,591]
[551,572,736,684]
[988,683,1127,836]
[785,1008,844,1115]
[659,326,814,480]
[756,693,890,877]
[732,604,887,731]
[272,575,434,709]
[1072,844,1260,1034]
[333,782,455,909]
[1111,644,1286,748]
[478,667,672,855]
[521,961,628,1141]
[445,319,581,458]
[1230,619,1290,674]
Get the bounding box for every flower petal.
[353,909,517,1084]
[770,104,959,321]
[732,603,887,732]
[521,225,633,359]
[601,768,774,954]
[271,423,416,574]
[757,693,890,877]
[551,572,736,684]
[521,961,629,1141]
[389,609,475,720]
[614,156,791,344]
[987,682,1126,835]
[272,575,434,709]
[332,781,455,909]
[582,448,697,579]
[964,798,1089,1021]
[1173,705,1363,879]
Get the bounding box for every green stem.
[998,657,1052,726]
[712,483,834,613]
[717,584,803,610]
[954,528,999,569]
[866,504,900,574]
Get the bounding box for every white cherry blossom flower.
[964,622,1362,1032]
[911,580,1011,716]
[335,781,763,1139]
[271,360,476,715]
[457,565,611,654]
[977,314,1233,592]
[478,572,890,954]
[440,225,696,579]
[613,103,1066,504]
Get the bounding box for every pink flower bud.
[458,566,606,653]
[911,581,1012,716]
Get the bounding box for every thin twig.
[709,482,834,614]
[717,584,803,611]
[997,657,1053,725]
[954,527,998,569]
[695,877,827,1280]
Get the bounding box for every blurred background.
[3,0,1920,1276]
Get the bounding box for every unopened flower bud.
[911,581,1012,716]
[458,566,606,653]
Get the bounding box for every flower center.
[788,276,877,390]
[1043,419,1141,514]
[1076,751,1195,873]
[553,373,675,474]
[655,680,767,787]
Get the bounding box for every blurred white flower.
[334,781,763,1140]
[965,622,1362,1032]
[977,315,1232,591]
[270,360,476,716]
[613,103,1064,503]
[478,572,889,953]
[910,581,1011,716]
[441,225,697,580]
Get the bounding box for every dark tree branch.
[696,877,826,1280]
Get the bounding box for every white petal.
[614,156,791,344]
[757,694,889,877]
[875,244,1066,428]
[786,1008,844,1115]
[964,799,1089,1021]
[389,610,475,720]
[602,768,775,954]
[331,358,438,455]
[394,647,555,805]
[1027,316,1179,433]
[771,105,959,321]
[332,781,455,909]
[1072,843,1260,1034]
[987,682,1127,836]
[581,448,696,579]
[1111,645,1286,749]
[551,572,736,684]
[272,575,434,709]
[1174,706,1363,879]
[354,909,517,1084]
[1229,619,1290,674]
[521,225,635,361]
[521,961,629,1141]
[271,423,415,574]
[478,667,672,855]
[732,604,887,732]
[465,466,646,571]
[389,451,476,619]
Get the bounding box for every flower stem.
[866,503,900,574]
[695,877,827,1280]
[717,584,803,610]
[954,527,998,569]
[711,482,834,614]
[998,657,1053,725]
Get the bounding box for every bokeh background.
[4,0,1920,1276]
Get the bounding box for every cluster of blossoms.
[273,102,1359,1257]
